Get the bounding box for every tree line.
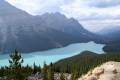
[54,51,120,79]
[0,50,68,80]
[0,50,120,80]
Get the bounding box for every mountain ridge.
[0,1,103,53]
[98,27,120,52]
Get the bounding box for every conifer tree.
[43,62,48,80]
[71,65,79,80]
[33,62,37,74]
[9,50,24,80]
[0,67,5,77]
[48,63,54,80]
[60,72,65,80]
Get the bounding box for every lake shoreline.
[0,41,104,67]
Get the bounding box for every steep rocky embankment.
[78,61,120,80]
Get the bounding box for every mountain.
[98,27,120,40]
[54,51,120,75]
[0,0,101,53]
[0,0,28,16]
[98,27,120,52]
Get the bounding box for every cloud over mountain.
[6,0,120,20]
[5,0,120,32]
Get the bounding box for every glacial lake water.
[0,42,104,67]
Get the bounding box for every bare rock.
[78,61,120,80]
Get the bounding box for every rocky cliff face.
[78,61,120,80]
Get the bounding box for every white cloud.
[80,20,120,32]
[87,0,120,8]
[61,0,120,20]
[6,0,120,20]
[6,0,39,14]
[6,0,71,15]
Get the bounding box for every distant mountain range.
[0,0,102,53]
[98,27,120,52]
[98,27,120,40]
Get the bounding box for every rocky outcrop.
[78,61,120,80]
[27,73,71,80]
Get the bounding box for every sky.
[6,0,120,32]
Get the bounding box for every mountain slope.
[0,0,101,53]
[98,27,120,41]
[98,27,120,52]
[54,51,120,74]
[0,0,29,16]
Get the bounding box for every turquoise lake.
[0,42,104,67]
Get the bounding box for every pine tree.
[48,63,54,80]
[9,50,24,80]
[24,64,33,75]
[71,71,78,80]
[0,67,5,77]
[38,65,41,73]
[71,65,79,80]
[60,72,65,80]
[43,62,48,80]
[33,62,37,74]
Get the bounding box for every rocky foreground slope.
[78,61,120,80]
